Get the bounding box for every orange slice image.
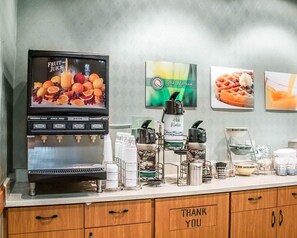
[43,80,54,89]
[89,73,100,83]
[47,86,60,94]
[72,99,84,106]
[54,95,69,105]
[93,88,102,97]
[82,89,94,97]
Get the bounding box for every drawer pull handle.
[89,232,93,238]
[248,196,262,201]
[35,214,58,220]
[109,209,129,214]
[279,210,284,226]
[272,211,276,228]
[292,193,297,196]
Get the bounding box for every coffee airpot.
[187,121,212,184]
[137,120,156,145]
[136,120,157,179]
[161,92,184,148]
[187,121,207,163]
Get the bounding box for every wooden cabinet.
[231,188,277,238]
[277,186,297,207]
[0,185,4,215]
[8,229,84,238]
[7,200,152,238]
[85,199,153,238]
[231,186,297,238]
[85,199,151,227]
[85,223,151,238]
[231,208,277,238]
[7,204,84,238]
[7,185,297,238]
[231,188,277,212]
[277,186,297,238]
[155,193,229,238]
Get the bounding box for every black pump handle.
[169,92,180,100]
[161,109,166,123]
[162,92,180,123]
[192,120,203,128]
[141,120,152,129]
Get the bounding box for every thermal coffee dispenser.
[187,121,212,183]
[136,120,157,180]
[187,121,206,162]
[161,92,184,148]
[26,50,109,196]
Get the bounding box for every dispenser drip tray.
[29,163,105,175]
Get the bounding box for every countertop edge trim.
[5,178,297,208]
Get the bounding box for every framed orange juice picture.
[265,71,297,111]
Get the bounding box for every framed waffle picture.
[211,66,254,110]
[265,71,297,111]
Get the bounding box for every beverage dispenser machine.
[26,50,109,196]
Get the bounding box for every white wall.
[14,0,297,169]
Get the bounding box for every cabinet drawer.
[8,229,84,238]
[231,188,277,212]
[85,199,152,228]
[278,186,297,206]
[85,223,152,238]
[8,204,83,234]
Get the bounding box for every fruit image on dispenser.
[31,57,106,108]
[60,58,72,89]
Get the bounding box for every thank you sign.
[169,205,217,231]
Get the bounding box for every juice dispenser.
[26,50,109,196]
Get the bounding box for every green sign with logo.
[145,61,197,107]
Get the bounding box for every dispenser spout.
[90,135,97,143]
[75,135,82,143]
[40,135,48,144]
[56,135,63,144]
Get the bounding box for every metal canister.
[187,162,202,186]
